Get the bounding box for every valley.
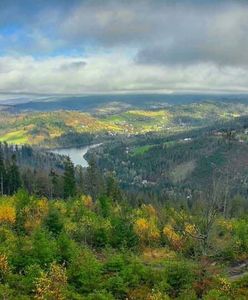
[1,96,248,300]
[1,97,248,147]
[1,96,248,201]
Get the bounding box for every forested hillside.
[0,142,248,299]
[88,116,248,201]
[0,142,111,200]
[1,100,248,147]
[0,99,248,299]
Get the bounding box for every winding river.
[51,144,101,167]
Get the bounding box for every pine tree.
[49,168,58,199]
[7,154,21,195]
[85,157,103,201]
[77,166,85,195]
[106,173,122,202]
[63,157,76,199]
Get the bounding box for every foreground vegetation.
[0,144,248,299]
[0,189,248,299]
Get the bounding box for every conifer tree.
[7,154,21,195]
[63,157,76,198]
[85,157,103,200]
[106,173,122,202]
[49,168,58,199]
[76,165,85,195]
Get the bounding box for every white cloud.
[0,53,248,96]
[1,1,248,95]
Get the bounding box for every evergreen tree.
[76,165,85,195]
[106,173,122,202]
[7,154,21,195]
[63,157,76,198]
[85,157,103,200]
[49,168,58,199]
[98,195,112,218]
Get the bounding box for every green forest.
[0,141,248,299]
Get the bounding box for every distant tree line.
[0,142,122,202]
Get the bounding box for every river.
[51,144,101,167]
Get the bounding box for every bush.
[203,289,230,300]
[161,260,196,297]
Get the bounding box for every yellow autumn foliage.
[134,217,160,244]
[216,276,231,293]
[143,204,157,218]
[0,253,9,274]
[217,219,233,231]
[37,198,49,216]
[35,263,67,300]
[0,204,16,224]
[147,291,170,300]
[53,201,67,215]
[135,218,149,233]
[82,195,94,209]
[163,224,183,250]
[184,223,197,236]
[24,198,49,232]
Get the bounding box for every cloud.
[0,54,248,96]
[0,1,248,94]
[43,0,248,68]
[59,61,87,71]
[1,1,248,61]
[135,2,248,67]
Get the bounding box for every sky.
[0,0,248,97]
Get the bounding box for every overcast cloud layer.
[0,0,248,96]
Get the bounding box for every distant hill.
[7,93,248,113]
[1,100,248,147]
[89,116,248,197]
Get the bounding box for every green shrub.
[161,260,196,297]
[67,248,102,294]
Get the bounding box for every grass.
[0,129,29,144]
[132,145,154,156]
